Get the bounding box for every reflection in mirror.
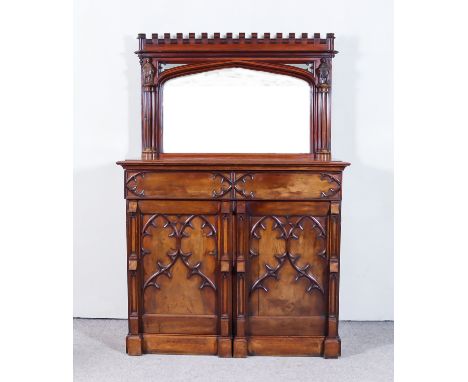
[163,68,310,153]
[284,63,314,72]
[159,63,186,73]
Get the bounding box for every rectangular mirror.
[162,68,311,153]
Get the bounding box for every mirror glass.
[163,68,310,153]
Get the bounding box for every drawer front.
[125,171,221,199]
[125,171,342,200]
[238,172,342,200]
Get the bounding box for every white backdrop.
[74,0,393,320]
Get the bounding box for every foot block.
[323,337,341,358]
[126,334,142,356]
[233,338,247,358]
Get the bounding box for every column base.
[233,338,247,358]
[126,334,143,356]
[323,337,341,358]
[217,337,232,358]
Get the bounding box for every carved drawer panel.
[125,171,342,200]
[125,171,224,199]
[233,172,342,200]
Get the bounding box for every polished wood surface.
[118,32,349,358]
[122,170,343,200]
[134,33,336,160]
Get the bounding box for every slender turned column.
[138,36,159,159]
[233,201,248,357]
[314,57,332,161]
[324,201,341,358]
[218,201,233,357]
[126,200,142,355]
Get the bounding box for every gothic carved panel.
[142,214,217,292]
[211,172,255,199]
[319,173,341,198]
[126,171,147,197]
[249,215,326,296]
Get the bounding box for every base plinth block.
[323,337,341,358]
[126,334,143,356]
[233,338,247,358]
[217,337,232,358]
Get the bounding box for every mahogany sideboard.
[118,33,349,358]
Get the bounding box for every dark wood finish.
[118,33,349,358]
[135,33,336,160]
[124,170,342,200]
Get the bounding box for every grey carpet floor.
[74,319,393,382]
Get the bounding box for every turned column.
[324,201,341,358]
[138,35,160,159]
[314,57,332,161]
[218,201,233,357]
[233,201,248,357]
[126,200,142,355]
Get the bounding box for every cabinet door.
[136,200,231,344]
[235,201,331,356]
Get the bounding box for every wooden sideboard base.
[323,337,342,358]
[127,334,233,357]
[247,336,325,357]
[128,334,339,358]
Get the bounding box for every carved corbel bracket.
[141,57,156,86]
[316,58,331,86]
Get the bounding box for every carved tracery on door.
[248,214,328,316]
[141,213,218,315]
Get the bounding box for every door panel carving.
[248,214,328,317]
[141,213,218,315]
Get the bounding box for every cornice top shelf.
[137,33,336,53]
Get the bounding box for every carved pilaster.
[315,58,332,161]
[233,201,248,358]
[140,57,159,159]
[126,200,142,355]
[324,201,341,358]
[218,202,233,357]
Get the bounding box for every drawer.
[125,171,220,199]
[238,172,342,200]
[124,171,342,200]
